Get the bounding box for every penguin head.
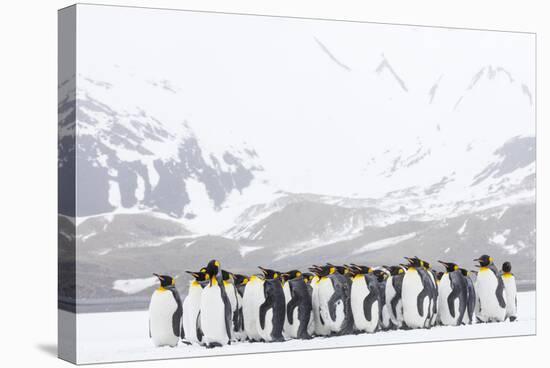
[502,261,512,273]
[258,266,281,280]
[386,265,406,276]
[436,271,445,281]
[185,270,208,282]
[153,273,175,288]
[458,268,469,277]
[301,272,315,283]
[404,256,423,268]
[326,263,349,276]
[412,256,431,269]
[438,260,460,273]
[309,265,331,278]
[372,269,389,282]
[221,269,234,282]
[348,264,372,275]
[204,260,221,284]
[233,274,249,286]
[282,270,302,281]
[474,255,493,267]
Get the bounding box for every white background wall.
[0,0,547,367]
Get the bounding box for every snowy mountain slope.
[58,73,267,223]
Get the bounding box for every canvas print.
[58,4,536,364]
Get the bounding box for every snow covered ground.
[74,291,536,364]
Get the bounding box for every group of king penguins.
[148,254,518,348]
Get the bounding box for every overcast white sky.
[76,4,535,197]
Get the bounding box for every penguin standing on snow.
[200,260,232,348]
[500,262,518,322]
[232,274,248,339]
[415,257,438,326]
[402,257,434,329]
[181,270,208,345]
[282,270,313,339]
[474,255,506,323]
[221,270,244,342]
[458,268,477,325]
[319,264,354,335]
[373,268,392,330]
[437,261,468,326]
[149,273,183,347]
[242,274,265,342]
[309,267,331,337]
[349,265,380,333]
[257,267,286,342]
[385,265,405,329]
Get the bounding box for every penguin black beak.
[438,260,448,266]
[473,258,480,262]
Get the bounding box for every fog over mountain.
[59,8,535,311]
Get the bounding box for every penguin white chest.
[242,278,264,341]
[475,269,506,322]
[318,278,344,331]
[402,269,427,328]
[200,285,229,345]
[311,278,330,336]
[502,274,517,319]
[149,290,179,347]
[350,277,379,333]
[182,284,202,343]
[282,283,294,337]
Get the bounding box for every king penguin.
[181,270,208,345]
[242,273,265,342]
[458,268,477,324]
[232,274,249,339]
[349,265,380,333]
[474,255,506,323]
[402,257,434,329]
[414,257,438,326]
[282,270,314,339]
[199,260,232,348]
[317,264,354,335]
[373,268,392,331]
[257,267,286,342]
[384,265,405,329]
[501,261,517,322]
[149,273,183,347]
[309,266,331,337]
[221,270,243,342]
[437,261,468,326]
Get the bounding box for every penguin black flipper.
[417,268,434,321]
[168,286,183,337]
[489,265,507,308]
[287,295,299,324]
[416,288,429,317]
[196,311,203,343]
[496,276,507,309]
[390,274,404,318]
[220,282,232,342]
[464,275,476,323]
[363,287,379,322]
[259,293,274,330]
